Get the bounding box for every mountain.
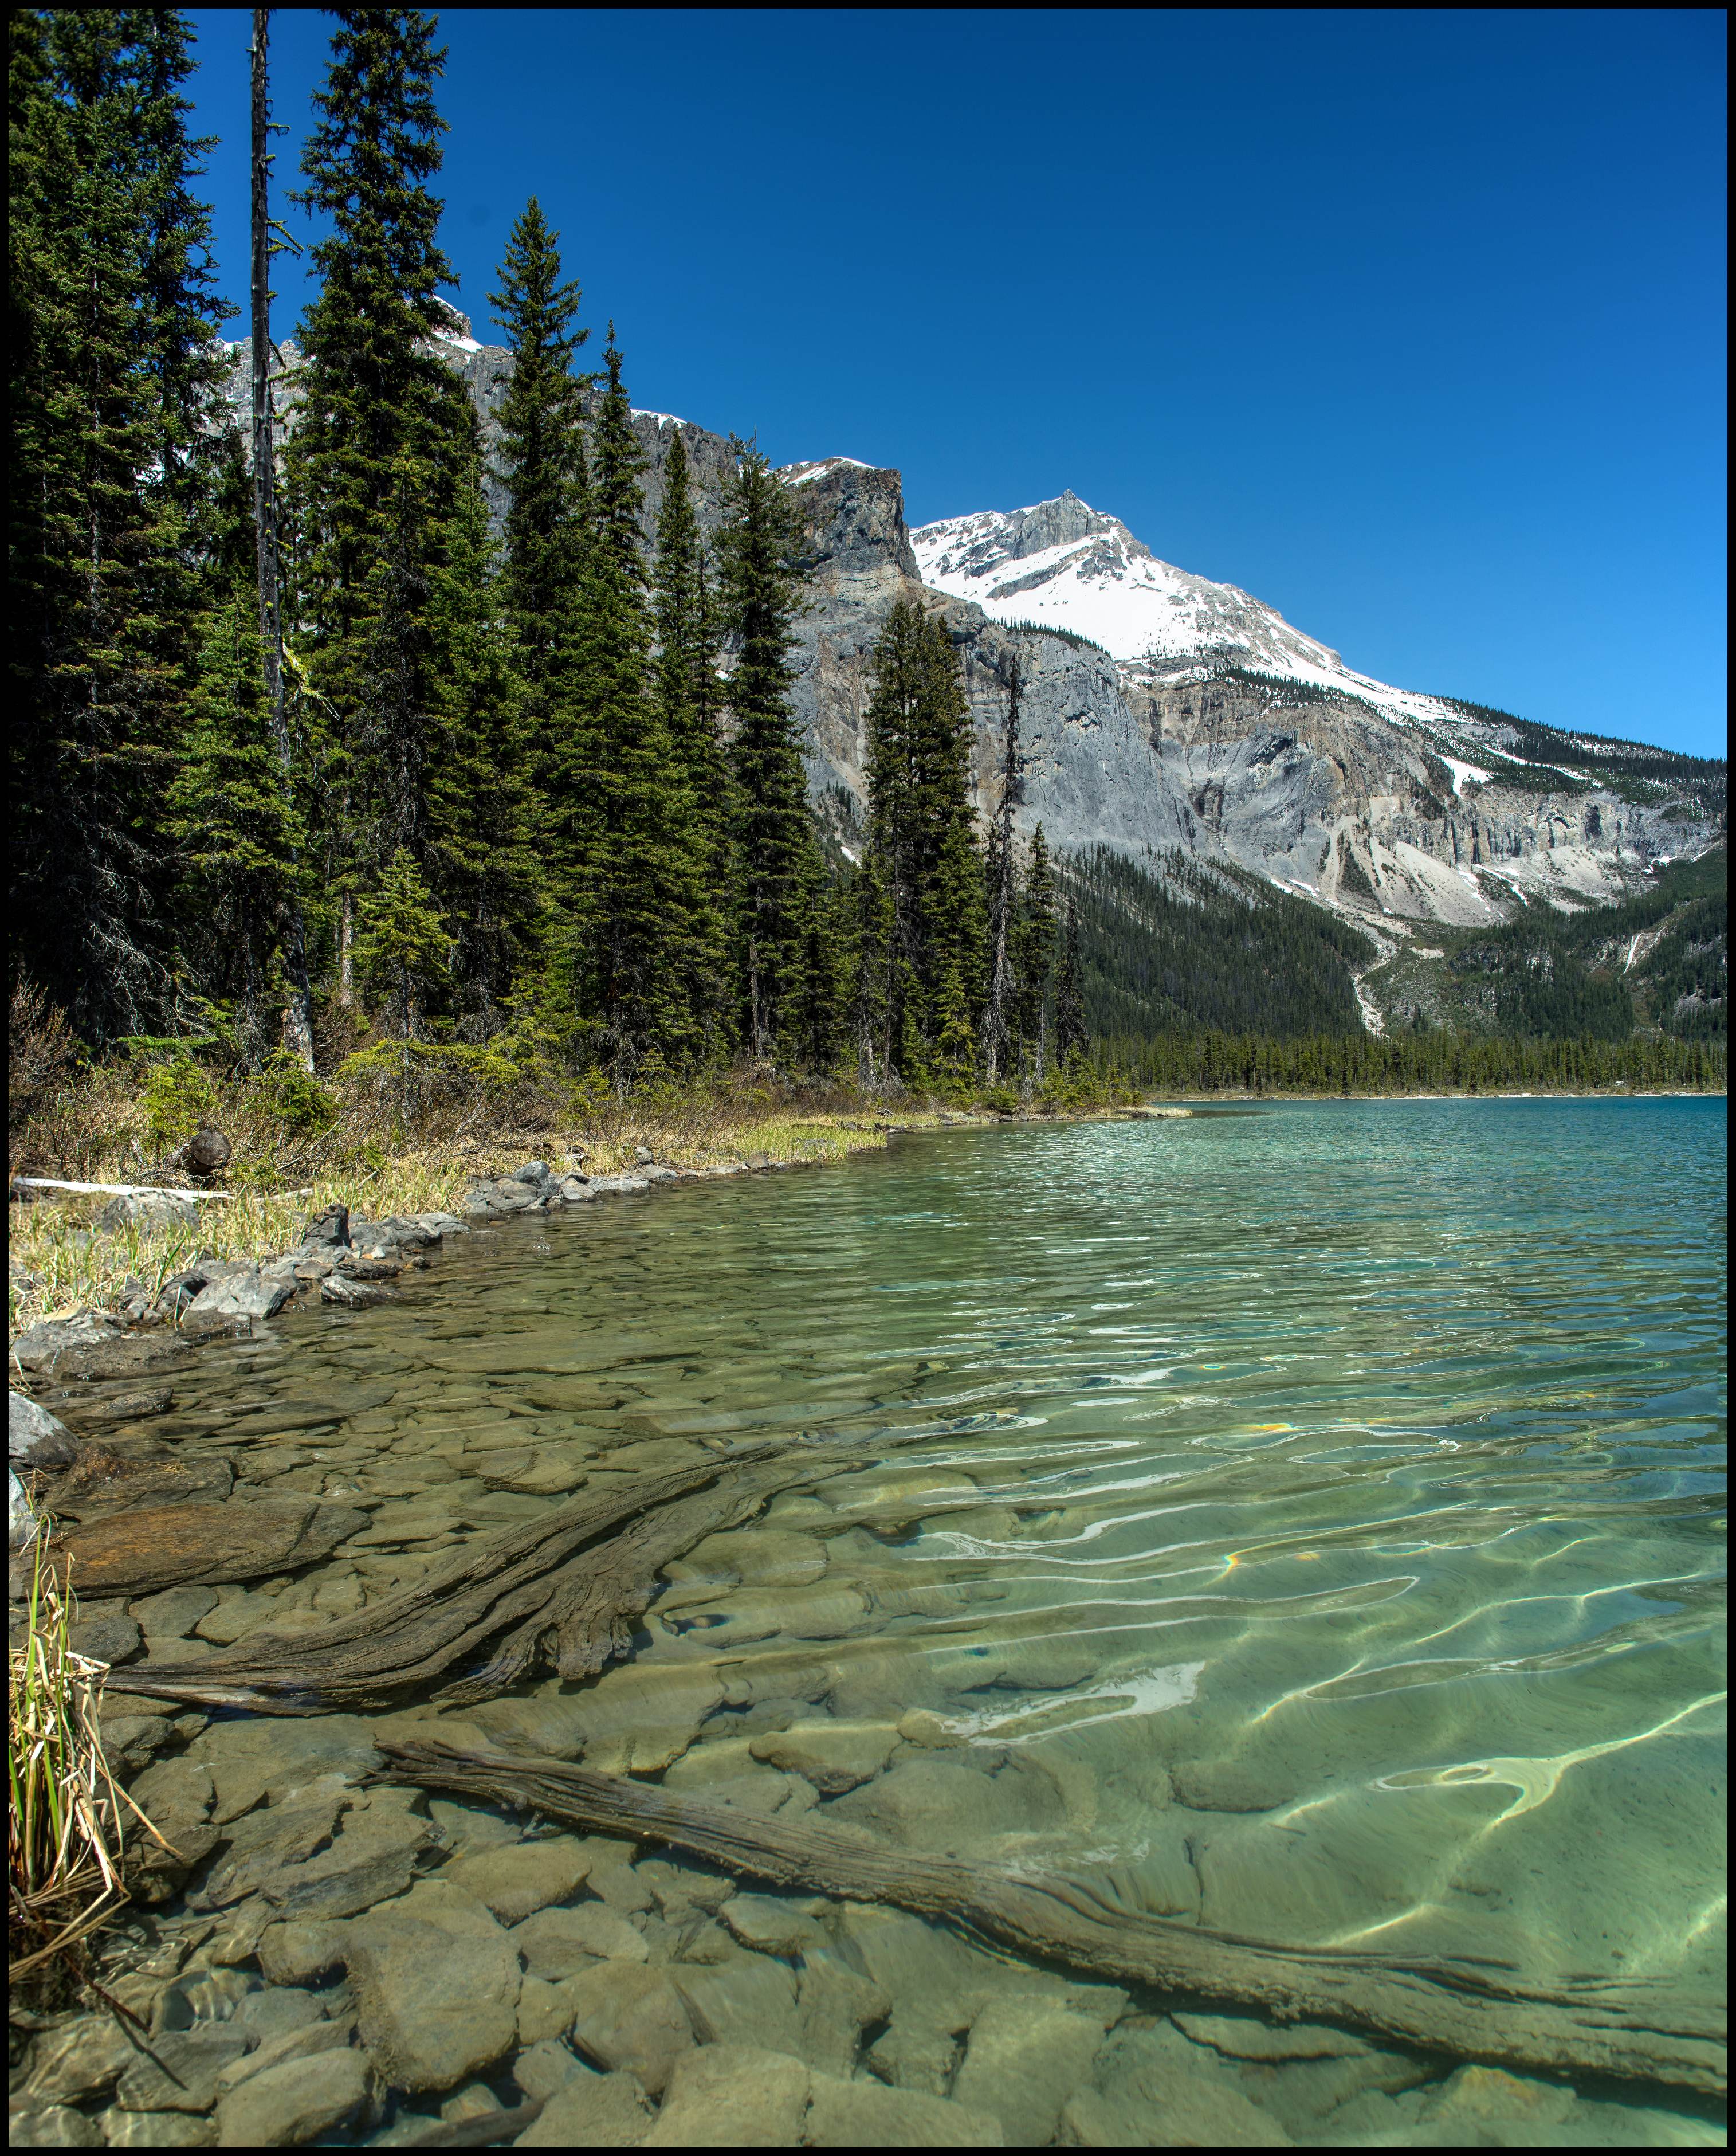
[220,324,1726,966]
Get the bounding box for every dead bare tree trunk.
[982,653,1021,1084]
[251,9,315,1072]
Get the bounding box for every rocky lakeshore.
[7,1116,1719,2152]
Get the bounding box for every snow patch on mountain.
[909,490,1468,742]
[786,457,873,487]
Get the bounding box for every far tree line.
[7,6,1087,1101]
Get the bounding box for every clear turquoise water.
[155,1097,1727,2136]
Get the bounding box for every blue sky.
[184,7,1726,758]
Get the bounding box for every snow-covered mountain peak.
[910,493,1352,683]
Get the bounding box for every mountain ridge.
[218,324,1726,958]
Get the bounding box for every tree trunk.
[337,890,354,1008]
[251,8,315,1073]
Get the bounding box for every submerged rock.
[56,1495,367,1596]
[513,2064,653,2148]
[445,1836,591,1924]
[213,2046,371,2147]
[807,2071,1006,2148]
[561,1963,694,2097]
[641,2044,809,2148]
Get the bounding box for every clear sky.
[184,7,1726,758]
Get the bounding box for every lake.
[111,1099,1729,2143]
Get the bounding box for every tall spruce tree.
[488,195,588,704]
[856,598,986,1081]
[423,408,539,1039]
[287,7,466,978]
[9,9,227,1036]
[248,6,315,1067]
[652,427,731,1057]
[166,579,303,1061]
[1054,893,1087,1071]
[1012,822,1058,1081]
[557,333,713,1084]
[982,653,1023,1083]
[718,440,819,1061]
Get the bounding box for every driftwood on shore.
[379,1736,1726,2100]
[105,1443,858,1715]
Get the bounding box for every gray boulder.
[182,1267,296,1326]
[557,1174,595,1202]
[512,1160,554,1187]
[586,1174,651,1196]
[9,1390,78,1465]
[97,1191,199,1234]
[301,1204,350,1249]
[320,1274,395,1308]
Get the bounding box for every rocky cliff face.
[217,324,1722,936]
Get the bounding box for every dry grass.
[7,1530,130,1994]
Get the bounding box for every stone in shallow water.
[253,1797,437,1922]
[7,2107,104,2147]
[113,2026,252,2112]
[716,1890,824,1958]
[445,1833,592,1923]
[186,1782,350,1910]
[128,1583,219,1638]
[747,1718,898,1793]
[1417,2064,1577,2135]
[512,2039,587,2103]
[510,1900,648,1978]
[23,2014,146,2104]
[183,1711,381,1820]
[472,1663,724,1776]
[562,1963,694,2097]
[214,2047,371,2147]
[806,2071,1007,2149]
[641,2045,810,2149]
[95,2113,215,2148]
[670,1955,803,2056]
[1070,2021,1293,2149]
[517,1974,578,2045]
[949,1992,1108,2149]
[66,1604,144,1664]
[1171,2009,1372,2062]
[795,1954,894,2077]
[55,1495,366,1597]
[826,1751,1064,1856]
[215,2016,353,2090]
[513,2065,654,2148]
[346,1902,521,2095]
[1168,1758,1298,1813]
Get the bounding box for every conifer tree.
[166,583,303,1060]
[652,428,731,1056]
[718,440,819,1061]
[248,6,315,1068]
[1013,823,1058,1080]
[288,7,466,968]
[424,410,539,1038]
[489,196,588,700]
[982,654,1023,1083]
[353,845,449,1108]
[8,10,223,1035]
[1054,895,1087,1070]
[857,598,986,1080]
[557,333,713,1083]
